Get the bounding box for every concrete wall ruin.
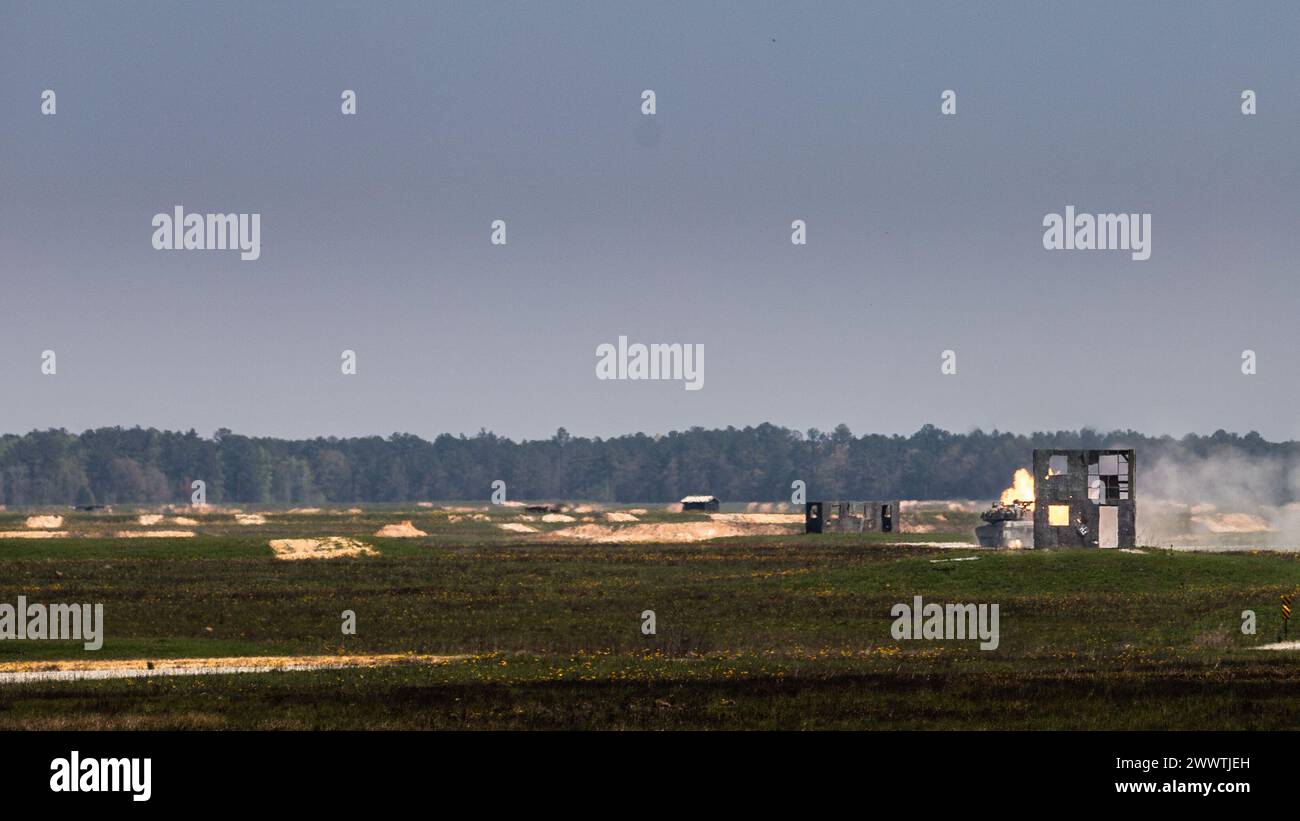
[805,500,901,534]
[1032,449,1136,548]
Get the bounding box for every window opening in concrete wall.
[1048,504,1070,526]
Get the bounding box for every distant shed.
[680,495,720,512]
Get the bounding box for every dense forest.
[0,424,1289,506]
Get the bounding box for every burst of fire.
[999,468,1036,509]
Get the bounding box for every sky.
[2,1,1299,442]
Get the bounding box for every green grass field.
[1,504,1298,729]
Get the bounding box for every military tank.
[975,500,1034,548]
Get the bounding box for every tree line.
[0,424,1288,506]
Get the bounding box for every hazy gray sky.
[3,1,1299,441]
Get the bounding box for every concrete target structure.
[1032,449,1135,548]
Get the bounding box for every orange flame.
[999,468,1035,509]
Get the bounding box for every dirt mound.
[286,507,323,515]
[499,523,539,533]
[375,521,427,538]
[25,515,63,529]
[168,504,213,515]
[897,500,982,513]
[235,514,267,525]
[137,514,164,525]
[606,512,639,522]
[172,516,199,525]
[547,521,796,544]
[1190,512,1270,533]
[1255,641,1300,651]
[710,513,803,524]
[269,537,378,560]
[0,531,68,539]
[116,530,196,538]
[542,513,576,523]
[0,653,464,684]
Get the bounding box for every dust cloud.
[1140,445,1300,549]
